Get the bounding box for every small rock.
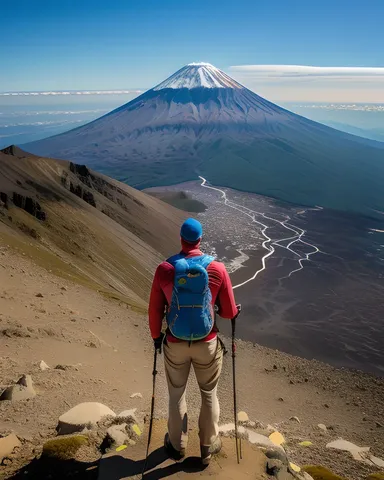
[35,293,44,298]
[376,421,383,428]
[289,380,295,385]
[130,393,143,399]
[278,397,284,402]
[0,434,21,461]
[273,364,278,370]
[324,403,330,408]
[0,375,36,401]
[237,411,249,422]
[61,286,67,291]
[289,416,300,423]
[39,360,50,371]
[57,402,116,435]
[55,364,79,371]
[317,423,327,431]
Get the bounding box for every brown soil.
[0,245,383,480]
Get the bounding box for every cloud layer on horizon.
[229,65,384,103]
[0,90,143,96]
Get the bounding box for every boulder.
[0,434,21,461]
[0,375,36,401]
[57,402,116,435]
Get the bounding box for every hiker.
[148,218,239,465]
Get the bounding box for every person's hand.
[154,332,165,353]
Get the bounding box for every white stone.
[130,393,142,399]
[326,438,370,461]
[370,455,384,468]
[39,360,50,371]
[219,424,285,452]
[0,434,21,461]
[317,423,327,431]
[237,411,249,422]
[289,416,300,423]
[57,402,116,435]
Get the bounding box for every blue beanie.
[180,218,203,243]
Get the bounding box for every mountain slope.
[24,63,384,218]
[0,147,185,309]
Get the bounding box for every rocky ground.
[0,246,383,479]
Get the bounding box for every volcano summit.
[24,63,384,218]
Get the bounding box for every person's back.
[148,218,239,464]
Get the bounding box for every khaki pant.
[163,337,223,451]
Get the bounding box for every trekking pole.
[141,348,158,478]
[231,304,241,464]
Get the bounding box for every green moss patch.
[302,465,347,480]
[368,474,384,480]
[42,435,88,461]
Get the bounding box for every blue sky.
[1,0,384,101]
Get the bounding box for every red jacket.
[148,241,238,341]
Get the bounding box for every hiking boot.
[164,433,185,461]
[200,436,222,466]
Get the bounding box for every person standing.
[148,218,239,465]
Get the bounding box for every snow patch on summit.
[153,63,244,90]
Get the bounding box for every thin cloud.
[229,65,384,102]
[0,90,143,96]
[289,104,384,111]
[230,65,384,80]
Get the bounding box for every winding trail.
[199,176,322,289]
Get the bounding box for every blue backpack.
[166,254,215,341]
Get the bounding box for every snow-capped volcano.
[153,63,244,90]
[24,63,384,218]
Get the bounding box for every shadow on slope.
[0,146,185,309]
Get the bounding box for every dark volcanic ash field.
[147,180,384,376]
